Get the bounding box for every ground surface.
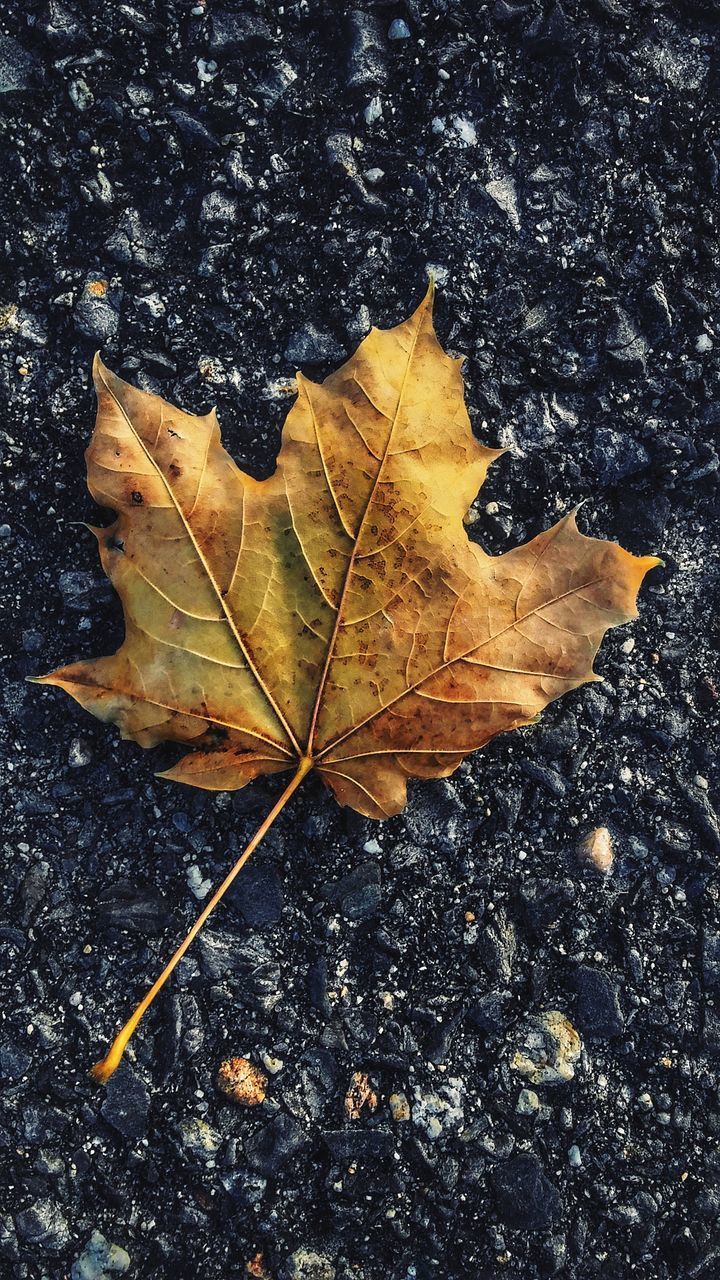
[1,2,719,1278]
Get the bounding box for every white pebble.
[452,116,477,145]
[516,1088,540,1115]
[68,738,92,768]
[196,58,217,83]
[485,176,520,231]
[364,96,382,125]
[388,19,411,40]
[261,1053,284,1074]
[187,865,213,900]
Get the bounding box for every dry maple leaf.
[34,283,659,1081]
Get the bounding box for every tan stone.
[344,1071,378,1119]
[511,1011,582,1085]
[578,826,614,876]
[217,1056,267,1106]
[388,1090,411,1122]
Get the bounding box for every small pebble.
[516,1088,540,1115]
[388,1091,410,1122]
[261,1053,284,1075]
[364,96,382,125]
[177,1116,222,1161]
[187,864,213,900]
[68,738,92,768]
[69,78,94,112]
[578,827,614,876]
[196,58,217,83]
[71,1230,130,1280]
[511,1011,582,1085]
[344,1071,378,1119]
[411,1080,464,1140]
[696,333,713,353]
[285,1249,335,1280]
[568,1144,582,1168]
[136,292,165,319]
[217,1057,267,1106]
[245,1253,271,1280]
[452,116,477,145]
[388,19,411,40]
[485,175,520,230]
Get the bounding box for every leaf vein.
[96,363,300,754]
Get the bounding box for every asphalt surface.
[1,2,719,1278]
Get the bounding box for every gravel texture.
[1,2,719,1278]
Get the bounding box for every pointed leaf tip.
[404,276,436,335]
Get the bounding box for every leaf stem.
[90,756,313,1084]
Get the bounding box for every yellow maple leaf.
[35,283,659,1079]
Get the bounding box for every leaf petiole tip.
[88,760,312,1082]
[90,1025,135,1084]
